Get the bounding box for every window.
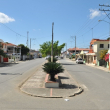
[100,44,104,48]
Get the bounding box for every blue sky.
[0,0,110,51]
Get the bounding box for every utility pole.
[66,43,67,56]
[71,36,76,60]
[27,31,29,47]
[30,38,31,60]
[75,36,76,60]
[30,38,31,50]
[99,4,110,69]
[30,38,36,59]
[51,22,54,62]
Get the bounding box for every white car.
[45,55,50,60]
[55,56,58,58]
[76,58,83,64]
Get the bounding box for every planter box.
[45,74,61,88]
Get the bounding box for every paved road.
[59,58,110,109]
[0,58,110,110]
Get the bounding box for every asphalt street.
[0,58,110,110]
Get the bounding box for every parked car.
[45,55,50,60]
[76,58,83,64]
[39,56,42,58]
[55,56,58,58]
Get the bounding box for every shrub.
[72,55,75,58]
[104,53,109,62]
[42,62,64,81]
[99,50,108,60]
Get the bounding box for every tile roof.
[6,43,16,46]
[68,48,90,51]
[90,39,109,45]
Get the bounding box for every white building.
[86,39,109,64]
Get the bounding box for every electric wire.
[0,22,26,38]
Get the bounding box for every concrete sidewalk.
[20,65,83,98]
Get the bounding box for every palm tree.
[42,62,64,81]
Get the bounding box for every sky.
[0,0,110,51]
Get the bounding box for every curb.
[20,87,83,98]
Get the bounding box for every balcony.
[7,50,21,54]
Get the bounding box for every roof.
[6,43,20,47]
[6,43,16,46]
[90,39,109,45]
[68,47,90,51]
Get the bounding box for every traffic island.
[19,66,83,98]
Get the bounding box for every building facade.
[86,39,109,64]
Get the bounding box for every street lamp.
[98,19,110,69]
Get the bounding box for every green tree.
[39,41,65,57]
[107,37,110,40]
[0,43,5,56]
[18,44,29,55]
[99,50,108,60]
[0,49,5,56]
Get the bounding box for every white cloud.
[0,12,15,23]
[89,9,101,19]
[33,29,36,31]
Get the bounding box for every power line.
[77,16,108,39]
[77,32,109,47]
[0,22,27,38]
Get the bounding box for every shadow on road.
[60,84,78,89]
[0,63,19,67]
[59,76,69,79]
[0,73,22,75]
[61,63,76,65]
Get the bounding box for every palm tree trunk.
[50,74,56,81]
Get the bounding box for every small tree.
[107,37,110,40]
[18,44,29,55]
[99,50,108,60]
[43,62,64,81]
[0,49,6,57]
[39,41,65,57]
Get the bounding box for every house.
[6,43,21,61]
[68,47,90,59]
[0,39,5,63]
[30,49,40,58]
[86,39,109,64]
[0,39,21,62]
[68,47,90,54]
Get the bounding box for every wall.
[93,43,97,53]
[95,41,109,60]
